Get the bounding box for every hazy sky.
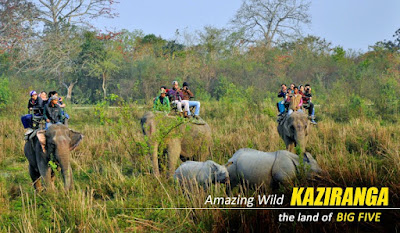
[94,0,400,51]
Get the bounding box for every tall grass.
[0,99,399,232]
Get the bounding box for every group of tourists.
[22,90,69,134]
[153,81,201,119]
[277,83,317,124]
[21,81,316,134]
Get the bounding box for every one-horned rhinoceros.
[227,148,322,188]
[174,160,231,189]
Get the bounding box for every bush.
[0,76,11,109]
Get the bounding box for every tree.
[79,31,123,100]
[0,0,37,51]
[35,0,117,34]
[0,0,38,70]
[17,0,118,100]
[232,0,311,48]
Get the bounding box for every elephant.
[227,148,321,189]
[141,111,212,178]
[24,124,83,191]
[174,160,231,189]
[277,111,310,154]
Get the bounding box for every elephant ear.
[69,129,83,151]
[284,117,294,137]
[36,130,46,153]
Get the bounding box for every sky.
[94,0,400,52]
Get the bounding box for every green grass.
[0,100,399,232]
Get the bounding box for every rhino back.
[174,161,210,183]
[230,149,276,186]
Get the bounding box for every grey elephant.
[174,160,231,188]
[277,111,310,153]
[24,124,83,191]
[141,111,212,177]
[227,148,321,188]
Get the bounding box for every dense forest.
[0,0,399,122]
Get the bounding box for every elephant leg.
[29,165,42,191]
[38,162,54,190]
[151,142,160,176]
[167,138,181,178]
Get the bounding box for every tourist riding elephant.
[24,124,83,191]
[277,111,309,154]
[141,111,212,177]
[227,148,322,188]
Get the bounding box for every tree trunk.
[102,72,107,99]
[62,80,78,101]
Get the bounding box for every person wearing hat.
[153,89,171,113]
[43,95,63,129]
[27,90,43,114]
[181,82,201,119]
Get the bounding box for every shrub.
[0,76,10,109]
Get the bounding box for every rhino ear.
[210,162,218,172]
[37,130,46,153]
[303,152,310,163]
[69,129,83,151]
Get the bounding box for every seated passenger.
[181,82,201,119]
[287,86,303,116]
[303,84,316,124]
[27,91,43,115]
[40,91,48,105]
[49,91,69,121]
[153,89,171,113]
[43,96,63,129]
[277,84,287,115]
[168,81,189,118]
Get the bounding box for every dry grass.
[0,100,399,232]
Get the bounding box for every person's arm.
[278,91,284,98]
[153,97,158,111]
[43,105,49,121]
[58,106,62,122]
[166,98,171,113]
[299,97,303,107]
[28,99,32,109]
[187,89,194,98]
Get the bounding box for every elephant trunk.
[56,143,73,191]
[294,132,307,154]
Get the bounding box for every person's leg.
[278,101,285,113]
[182,100,190,115]
[309,102,316,123]
[174,100,182,112]
[287,109,293,116]
[309,102,314,116]
[177,102,183,112]
[189,101,200,116]
[45,122,52,130]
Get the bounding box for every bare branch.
[231,0,311,47]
